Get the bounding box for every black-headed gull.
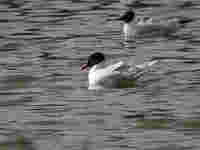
[116,9,192,40]
[81,52,158,90]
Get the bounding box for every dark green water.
[0,0,200,149]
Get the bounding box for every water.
[0,0,200,149]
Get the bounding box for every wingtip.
[148,60,159,66]
[178,18,193,25]
[136,60,159,69]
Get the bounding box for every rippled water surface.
[1,0,200,149]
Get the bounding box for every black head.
[81,52,105,70]
[87,52,105,67]
[117,9,135,23]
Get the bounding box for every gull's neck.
[89,64,98,74]
[123,20,136,40]
[88,62,105,86]
[89,62,104,74]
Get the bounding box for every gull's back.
[125,18,182,39]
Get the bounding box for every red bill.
[80,64,88,71]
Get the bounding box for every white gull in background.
[116,9,192,40]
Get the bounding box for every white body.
[88,60,158,90]
[123,17,181,40]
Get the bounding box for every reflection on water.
[1,0,200,149]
